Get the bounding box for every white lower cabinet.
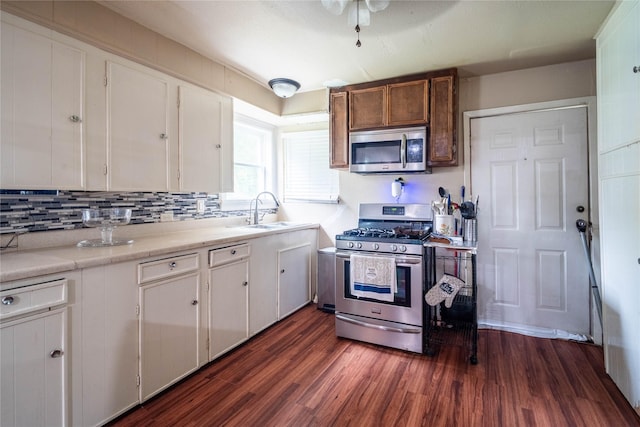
[248,234,282,335]
[278,243,312,319]
[208,244,250,360]
[249,229,318,335]
[1,308,67,427]
[74,263,139,427]
[139,254,200,401]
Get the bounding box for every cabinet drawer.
[209,244,250,268]
[0,279,67,321]
[138,253,199,284]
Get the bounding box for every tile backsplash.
[0,191,257,234]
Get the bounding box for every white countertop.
[0,222,318,283]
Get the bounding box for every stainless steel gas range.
[335,203,432,353]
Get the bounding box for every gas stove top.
[336,203,432,254]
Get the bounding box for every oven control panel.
[335,239,423,255]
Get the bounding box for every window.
[223,115,275,205]
[282,130,339,203]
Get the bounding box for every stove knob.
[348,242,354,248]
[373,243,380,250]
[391,244,398,252]
[357,242,363,249]
[400,245,407,252]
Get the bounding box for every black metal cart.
[423,241,478,364]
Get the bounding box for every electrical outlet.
[196,199,206,214]
[160,211,174,222]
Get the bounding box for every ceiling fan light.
[347,2,370,27]
[321,0,349,15]
[268,78,301,98]
[365,0,389,13]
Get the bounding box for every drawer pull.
[242,281,248,287]
[191,300,198,306]
[280,269,285,274]
[168,261,177,269]
[231,249,237,255]
[50,349,64,358]
[1,296,14,305]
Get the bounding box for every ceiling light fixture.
[268,78,301,98]
[321,0,389,47]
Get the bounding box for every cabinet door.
[329,91,349,169]
[76,264,139,426]
[278,243,311,319]
[140,272,199,401]
[388,80,429,126]
[178,85,233,193]
[249,235,281,335]
[349,86,387,130]
[1,308,66,427]
[428,75,457,166]
[107,61,170,191]
[597,0,640,151]
[209,259,249,360]
[1,23,84,190]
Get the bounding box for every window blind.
[283,131,339,203]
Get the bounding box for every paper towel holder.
[391,177,405,201]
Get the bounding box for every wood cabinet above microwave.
[349,80,429,130]
[329,68,457,169]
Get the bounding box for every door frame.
[462,96,601,342]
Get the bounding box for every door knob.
[50,349,64,358]
[576,205,585,213]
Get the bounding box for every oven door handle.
[336,252,422,265]
[336,313,421,334]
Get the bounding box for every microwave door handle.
[401,134,407,168]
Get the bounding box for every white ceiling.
[98,0,614,94]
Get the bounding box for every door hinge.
[177,169,181,180]
[206,337,209,352]
[103,164,108,176]
[104,75,108,87]
[136,304,140,317]
[136,375,141,387]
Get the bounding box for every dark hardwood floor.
[110,305,640,427]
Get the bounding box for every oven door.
[335,250,423,327]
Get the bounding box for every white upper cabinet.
[597,0,640,152]
[1,21,85,190]
[106,62,171,191]
[178,85,233,193]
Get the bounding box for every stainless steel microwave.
[349,126,430,174]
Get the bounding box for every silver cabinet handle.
[191,300,198,306]
[50,349,64,358]
[160,133,168,139]
[1,296,14,305]
[168,261,177,269]
[69,115,82,123]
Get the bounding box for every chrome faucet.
[250,191,280,225]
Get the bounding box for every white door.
[107,61,170,191]
[471,107,590,335]
[1,308,66,427]
[1,23,84,190]
[140,273,199,401]
[278,243,311,319]
[179,85,233,193]
[209,259,249,360]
